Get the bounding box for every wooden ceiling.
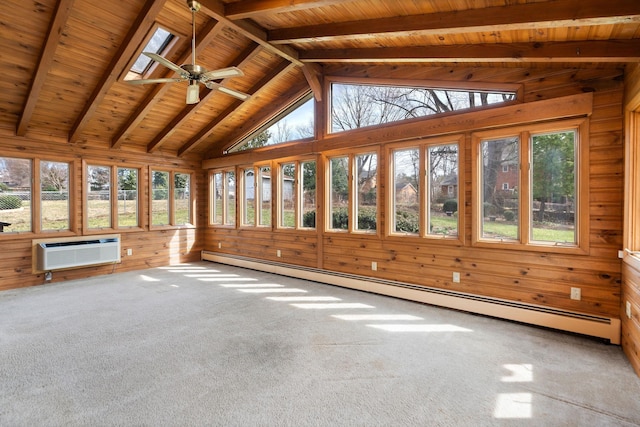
[1,0,639,159]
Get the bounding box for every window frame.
[84,161,143,234]
[208,168,236,228]
[0,156,77,238]
[148,167,195,230]
[386,135,464,243]
[471,118,589,254]
[274,157,317,231]
[324,148,381,235]
[238,163,272,228]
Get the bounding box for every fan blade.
[200,66,244,81]
[218,86,251,101]
[126,78,184,85]
[204,81,249,100]
[143,52,189,77]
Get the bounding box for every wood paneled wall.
[204,66,625,323]
[622,64,640,376]
[0,136,206,291]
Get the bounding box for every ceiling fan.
[126,0,249,105]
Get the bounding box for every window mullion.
[521,131,531,245]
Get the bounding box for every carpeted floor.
[1,261,639,426]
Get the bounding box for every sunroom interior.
[1,0,640,386]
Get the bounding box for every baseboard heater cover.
[201,251,621,344]
[37,237,121,271]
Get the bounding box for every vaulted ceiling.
[1,0,639,159]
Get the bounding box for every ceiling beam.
[225,0,347,20]
[301,63,323,101]
[269,0,640,44]
[198,0,303,66]
[16,0,75,136]
[111,19,224,149]
[299,41,640,63]
[179,60,297,157]
[68,0,167,144]
[148,43,261,153]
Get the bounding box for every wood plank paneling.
[204,65,625,329]
[0,135,205,291]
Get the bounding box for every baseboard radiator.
[202,251,621,344]
[36,237,121,271]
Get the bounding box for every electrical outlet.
[45,272,52,281]
[277,250,281,257]
[627,301,632,319]
[218,242,221,249]
[126,248,133,256]
[371,261,377,271]
[452,272,460,283]
[570,287,581,300]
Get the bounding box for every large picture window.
[473,120,585,251]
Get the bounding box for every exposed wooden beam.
[198,0,303,66]
[180,61,297,157]
[225,0,347,20]
[299,41,640,63]
[269,0,640,44]
[16,0,75,136]
[68,0,167,144]
[148,43,261,153]
[111,19,224,149]
[301,63,323,101]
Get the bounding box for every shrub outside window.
[329,156,349,230]
[355,153,377,232]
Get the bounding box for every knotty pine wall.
[622,64,640,376]
[205,66,625,324]
[0,136,206,291]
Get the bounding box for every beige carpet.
[1,261,639,426]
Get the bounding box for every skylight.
[129,27,174,76]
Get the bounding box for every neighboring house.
[395,182,417,204]
[496,161,518,193]
[439,175,458,198]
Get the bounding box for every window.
[117,168,138,227]
[241,168,256,226]
[0,157,32,233]
[225,171,236,226]
[174,173,191,225]
[301,161,316,228]
[41,161,70,231]
[239,165,272,227]
[280,163,296,228]
[259,166,272,227]
[231,94,315,152]
[392,148,420,234]
[329,156,349,230]
[150,169,193,228]
[210,172,223,225]
[390,140,460,238]
[151,170,170,226]
[329,78,517,134]
[0,157,74,235]
[126,27,175,79]
[355,153,377,231]
[474,120,585,250]
[209,170,235,226]
[87,165,111,229]
[86,163,141,232]
[502,165,509,172]
[428,143,459,237]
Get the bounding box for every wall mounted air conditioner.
[36,237,121,271]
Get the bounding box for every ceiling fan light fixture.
[186,81,200,104]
